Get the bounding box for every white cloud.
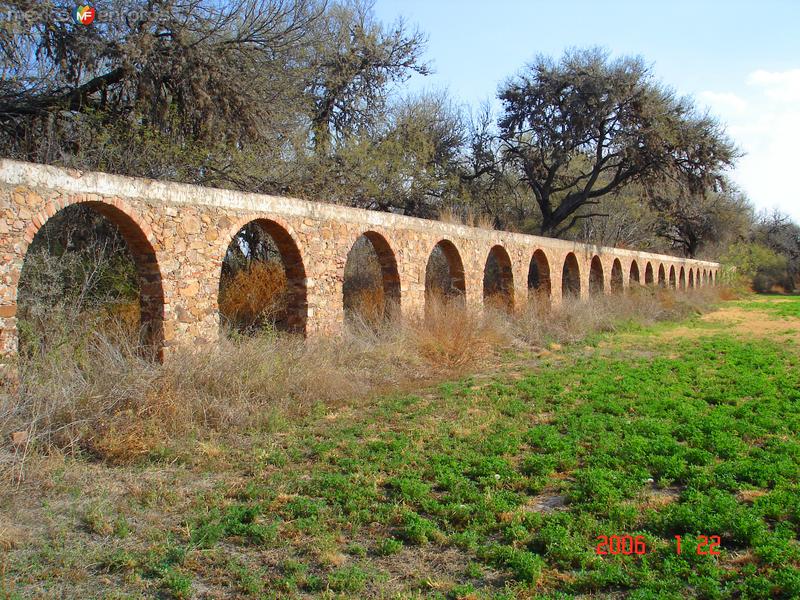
[746,69,800,103]
[697,91,747,116]
[701,69,800,222]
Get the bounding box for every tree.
[304,0,429,153]
[567,185,664,250]
[303,91,464,216]
[752,209,800,290]
[648,180,753,257]
[0,0,324,182]
[456,102,539,231]
[497,47,739,237]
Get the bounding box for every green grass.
[737,295,800,318]
[5,297,800,598]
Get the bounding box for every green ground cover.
[3,298,800,599]
[737,296,800,319]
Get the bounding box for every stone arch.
[589,255,604,296]
[679,266,686,289]
[562,252,581,299]
[688,269,694,288]
[657,264,666,287]
[669,265,676,288]
[17,198,164,356]
[483,245,514,312]
[343,231,401,324]
[527,249,552,306]
[425,239,466,309]
[629,260,641,286]
[611,258,623,293]
[644,262,654,285]
[218,217,307,335]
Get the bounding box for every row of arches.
[15,203,718,356]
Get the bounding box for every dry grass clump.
[218,260,288,332]
[1,284,725,473]
[438,207,495,230]
[513,284,719,346]
[345,287,387,328]
[413,297,509,371]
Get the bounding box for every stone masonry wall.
[0,159,720,358]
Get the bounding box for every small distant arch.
[425,239,466,311]
[611,258,623,293]
[688,269,695,288]
[658,264,666,287]
[528,249,551,307]
[562,252,581,299]
[589,256,605,296]
[483,245,514,312]
[644,262,654,285]
[679,266,686,290]
[629,261,641,286]
[669,265,676,288]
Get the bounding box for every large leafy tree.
[305,0,429,152]
[497,47,739,237]
[0,0,429,195]
[648,179,753,257]
[0,0,324,180]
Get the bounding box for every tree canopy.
[1,7,797,284]
[497,47,739,236]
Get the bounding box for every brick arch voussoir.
[216,213,305,268]
[22,195,157,255]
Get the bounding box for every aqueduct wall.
[0,159,719,358]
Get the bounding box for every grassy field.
[2,296,799,598]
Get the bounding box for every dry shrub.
[484,292,513,313]
[345,286,386,327]
[1,284,725,472]
[513,285,720,346]
[437,207,495,230]
[717,286,740,301]
[413,296,508,371]
[438,207,463,225]
[218,260,287,331]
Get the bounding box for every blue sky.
[374,0,800,221]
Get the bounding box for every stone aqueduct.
[0,159,720,358]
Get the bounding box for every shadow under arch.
[629,260,641,286]
[343,231,401,324]
[17,200,165,358]
[528,249,552,307]
[669,265,676,288]
[611,258,623,293]
[425,239,466,311]
[589,255,604,296]
[644,262,654,285]
[658,264,666,287]
[562,252,581,299]
[679,266,686,289]
[483,245,514,312]
[218,218,307,336]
